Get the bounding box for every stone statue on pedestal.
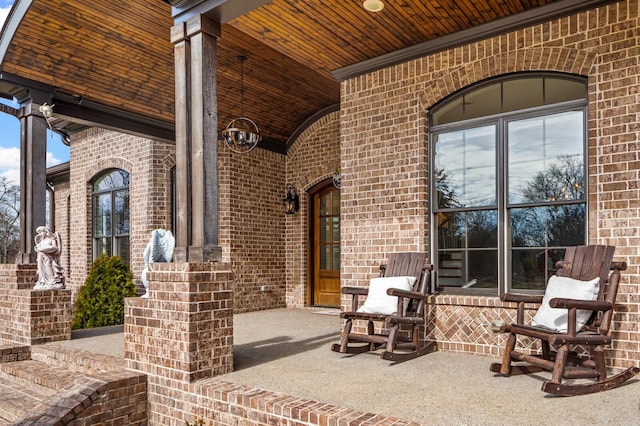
[33,226,65,290]
[141,229,175,298]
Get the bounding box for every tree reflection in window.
[431,73,587,294]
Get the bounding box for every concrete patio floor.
[57,308,640,425]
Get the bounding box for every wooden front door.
[312,184,340,307]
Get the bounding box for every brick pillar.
[124,262,234,382]
[0,264,72,345]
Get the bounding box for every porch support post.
[16,100,48,264]
[171,14,222,263]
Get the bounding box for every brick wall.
[218,144,288,313]
[52,181,71,282]
[68,128,175,297]
[339,0,640,368]
[285,110,341,307]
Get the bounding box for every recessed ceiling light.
[363,0,384,13]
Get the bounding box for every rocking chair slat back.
[381,252,427,292]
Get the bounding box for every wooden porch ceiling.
[0,0,612,151]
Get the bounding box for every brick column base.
[0,263,72,345]
[124,261,234,382]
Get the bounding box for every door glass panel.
[332,191,340,216]
[320,217,329,243]
[320,193,329,215]
[320,244,330,270]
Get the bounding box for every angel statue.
[141,229,175,298]
[33,226,66,290]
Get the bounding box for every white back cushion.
[531,275,600,332]
[357,276,416,315]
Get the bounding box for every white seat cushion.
[531,275,600,332]
[357,276,416,315]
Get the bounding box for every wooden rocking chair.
[490,245,640,396]
[331,252,434,362]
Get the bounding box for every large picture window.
[92,169,130,264]
[431,74,587,294]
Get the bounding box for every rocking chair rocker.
[490,245,640,396]
[331,252,434,362]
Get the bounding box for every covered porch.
[54,308,640,425]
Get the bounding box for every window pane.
[93,194,111,236]
[503,78,543,112]
[437,251,464,286]
[332,217,340,242]
[511,248,565,291]
[434,125,496,208]
[437,212,465,249]
[114,190,130,235]
[115,236,130,264]
[511,204,585,247]
[93,169,129,191]
[545,78,585,104]
[94,237,111,257]
[465,83,501,120]
[432,96,463,126]
[467,210,498,248]
[467,250,498,289]
[508,111,584,204]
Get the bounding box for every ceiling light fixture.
[223,55,261,154]
[363,0,384,13]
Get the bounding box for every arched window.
[430,73,587,294]
[92,169,130,263]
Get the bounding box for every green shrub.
[71,254,138,330]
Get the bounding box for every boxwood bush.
[71,254,138,330]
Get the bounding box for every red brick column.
[0,264,72,345]
[124,261,234,382]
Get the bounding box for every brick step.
[0,360,89,397]
[31,343,125,375]
[0,343,146,424]
[0,374,47,423]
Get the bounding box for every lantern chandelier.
[223,55,262,154]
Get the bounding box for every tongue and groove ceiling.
[0,0,610,150]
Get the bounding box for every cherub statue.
[33,226,65,290]
[141,229,175,298]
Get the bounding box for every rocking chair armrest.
[341,286,368,312]
[341,286,368,296]
[549,298,613,312]
[500,293,543,304]
[386,288,425,300]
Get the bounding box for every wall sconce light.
[283,183,300,215]
[332,168,341,189]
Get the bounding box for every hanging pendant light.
[223,55,262,154]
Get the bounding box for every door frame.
[307,178,340,307]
